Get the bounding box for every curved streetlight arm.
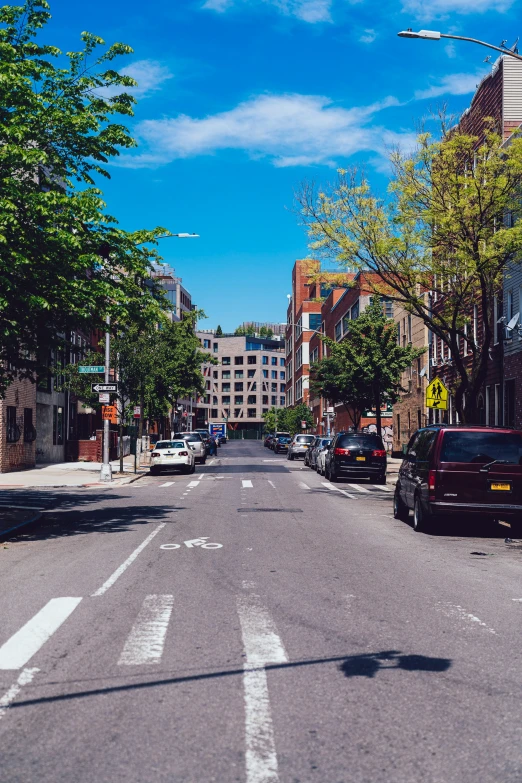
[398,29,522,63]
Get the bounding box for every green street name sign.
[78,365,104,374]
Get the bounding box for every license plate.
[490,482,511,491]
[356,456,366,462]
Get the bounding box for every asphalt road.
[0,440,521,783]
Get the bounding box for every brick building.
[0,377,36,472]
[392,303,429,454]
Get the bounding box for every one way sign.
[91,383,118,393]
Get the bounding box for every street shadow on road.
[2,498,183,543]
[9,649,452,710]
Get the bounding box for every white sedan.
[316,443,329,476]
[150,440,196,476]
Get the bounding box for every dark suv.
[324,432,387,484]
[394,425,522,533]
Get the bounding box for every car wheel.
[413,494,430,533]
[150,466,160,476]
[393,487,409,521]
[374,472,387,485]
[200,457,206,465]
[190,463,196,474]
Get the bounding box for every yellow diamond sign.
[426,377,449,410]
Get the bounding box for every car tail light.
[428,469,436,499]
[372,450,386,457]
[334,448,351,455]
[178,451,188,456]
[151,451,160,457]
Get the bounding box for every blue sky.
[40,0,519,330]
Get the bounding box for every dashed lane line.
[187,480,201,488]
[242,480,253,489]
[91,523,167,597]
[159,482,174,487]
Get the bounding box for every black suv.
[324,432,387,484]
[394,425,522,533]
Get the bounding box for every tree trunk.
[375,388,382,438]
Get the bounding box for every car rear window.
[156,441,184,449]
[440,431,522,464]
[321,439,331,447]
[278,437,291,443]
[295,435,315,443]
[337,434,384,450]
[175,433,201,442]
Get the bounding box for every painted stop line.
[160,537,223,551]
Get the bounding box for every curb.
[0,471,148,490]
[0,511,42,539]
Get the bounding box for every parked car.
[316,441,330,476]
[173,432,207,464]
[324,432,387,483]
[307,437,331,470]
[274,436,291,454]
[150,440,196,475]
[264,433,274,448]
[287,434,315,461]
[394,425,522,533]
[195,429,213,447]
[270,431,291,450]
[217,433,227,444]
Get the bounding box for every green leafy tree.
[0,1,169,395]
[298,120,522,423]
[234,326,246,336]
[215,325,223,336]
[285,403,314,436]
[311,299,423,436]
[262,406,289,433]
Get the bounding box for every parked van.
[393,425,522,533]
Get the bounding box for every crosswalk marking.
[159,482,174,487]
[380,484,393,492]
[321,482,337,491]
[298,481,310,490]
[118,595,174,666]
[238,589,287,783]
[242,480,253,488]
[0,597,82,670]
[187,480,200,488]
[0,668,39,720]
[347,483,370,493]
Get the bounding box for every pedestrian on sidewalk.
[208,435,217,457]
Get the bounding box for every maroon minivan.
[393,425,522,533]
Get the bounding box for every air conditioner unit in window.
[430,358,438,367]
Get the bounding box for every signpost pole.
[100,314,112,482]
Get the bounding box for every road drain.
[238,508,303,513]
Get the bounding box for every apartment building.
[152,264,193,322]
[196,331,285,434]
[0,377,36,472]
[392,304,429,453]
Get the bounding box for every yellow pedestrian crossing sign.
[426,377,449,410]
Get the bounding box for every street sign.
[133,406,141,419]
[98,393,110,404]
[79,365,104,374]
[102,405,118,423]
[301,420,307,428]
[91,383,118,393]
[426,377,449,410]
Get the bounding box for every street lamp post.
[99,231,199,483]
[398,29,522,63]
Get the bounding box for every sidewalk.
[0,456,147,488]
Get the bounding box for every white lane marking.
[436,603,496,634]
[0,668,39,720]
[208,459,216,465]
[347,483,370,493]
[242,480,253,488]
[298,482,310,490]
[380,484,393,492]
[237,591,288,783]
[321,482,355,499]
[91,523,166,597]
[512,598,522,602]
[118,595,174,665]
[159,482,174,487]
[187,481,200,488]
[267,481,276,489]
[0,598,82,670]
[322,482,337,490]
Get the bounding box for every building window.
[505,380,516,428]
[295,378,303,401]
[250,382,257,391]
[222,395,230,404]
[222,383,230,392]
[212,396,218,404]
[248,355,256,364]
[6,406,20,443]
[507,289,514,321]
[53,405,64,446]
[271,357,277,366]
[280,396,285,406]
[342,314,350,334]
[271,396,277,406]
[286,388,293,406]
[203,339,211,349]
[407,314,412,343]
[247,369,256,378]
[205,380,211,390]
[213,370,218,379]
[234,396,243,405]
[222,370,231,379]
[222,356,231,365]
[351,301,359,320]
[211,408,218,418]
[262,356,269,365]
[280,371,285,380]
[247,408,256,418]
[235,356,244,365]
[296,317,302,339]
[235,382,243,391]
[335,320,342,341]
[309,313,322,332]
[280,358,285,366]
[262,395,269,405]
[296,347,303,369]
[263,408,269,414]
[235,370,244,379]
[271,370,277,379]
[271,383,277,392]
[247,395,256,404]
[262,369,268,378]
[213,343,218,353]
[280,383,285,392]
[234,409,241,418]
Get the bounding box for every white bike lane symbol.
[160,537,223,551]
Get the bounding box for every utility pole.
[100,314,112,482]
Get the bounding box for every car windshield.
[321,439,331,447]
[295,435,315,443]
[440,431,522,464]
[175,433,201,443]
[337,434,384,450]
[278,437,291,443]
[156,441,185,450]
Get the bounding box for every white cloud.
[414,71,485,100]
[359,28,376,44]
[444,43,456,58]
[202,0,333,23]
[401,0,515,19]
[100,60,174,99]
[122,92,409,169]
